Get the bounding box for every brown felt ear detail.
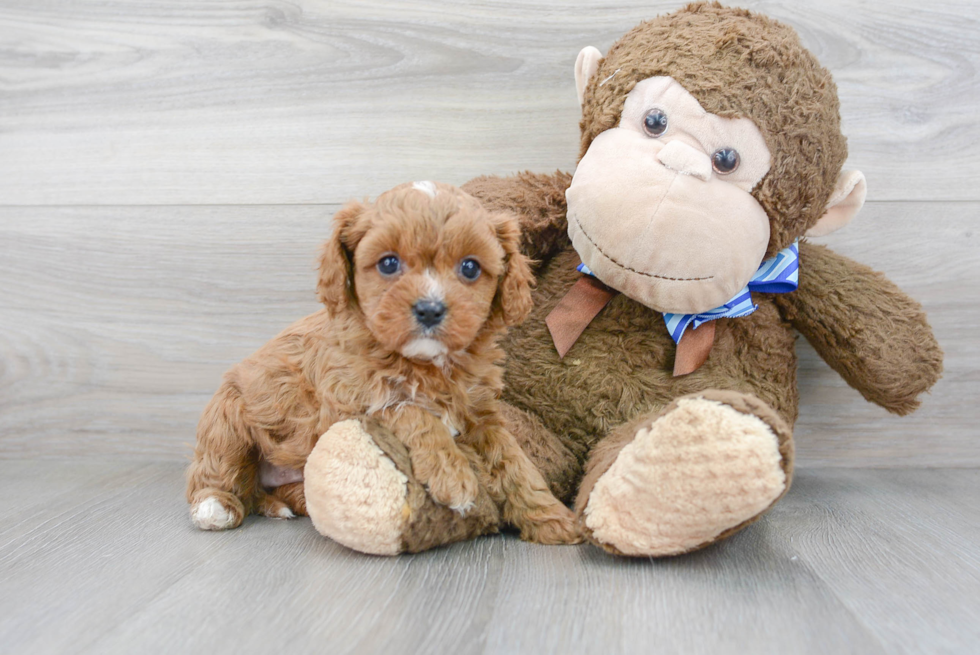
[317,200,370,316]
[491,212,535,326]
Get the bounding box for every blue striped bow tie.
[577,240,799,344]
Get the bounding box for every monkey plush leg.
[775,241,943,415]
[304,420,500,555]
[575,390,794,557]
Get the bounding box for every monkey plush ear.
[317,200,370,316]
[806,170,867,237]
[575,46,603,106]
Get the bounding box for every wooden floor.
[2,1,979,653]
[1,461,978,655]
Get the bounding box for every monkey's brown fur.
[186,183,579,546]
[318,3,942,556]
[580,2,848,257]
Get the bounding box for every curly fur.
[186,182,578,544]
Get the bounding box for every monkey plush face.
[566,3,868,316]
[567,76,773,314]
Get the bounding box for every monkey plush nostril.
[655,140,712,181]
[413,300,447,329]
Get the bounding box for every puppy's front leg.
[468,421,582,545]
[379,406,480,514]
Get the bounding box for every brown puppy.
[186,181,580,545]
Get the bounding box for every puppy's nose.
[413,300,446,328]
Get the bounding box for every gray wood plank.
[0,460,155,530]
[0,0,978,205]
[0,461,238,655]
[1,202,974,465]
[88,517,505,655]
[1,462,978,654]
[771,469,980,655]
[484,525,887,655]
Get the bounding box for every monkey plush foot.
[304,419,499,555]
[578,390,794,557]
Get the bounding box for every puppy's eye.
[642,108,668,137]
[377,255,401,277]
[458,258,481,282]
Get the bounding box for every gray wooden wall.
[2,0,977,466]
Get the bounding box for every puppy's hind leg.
[470,424,582,545]
[257,482,307,519]
[186,381,259,530]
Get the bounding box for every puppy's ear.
[491,212,535,326]
[317,200,370,316]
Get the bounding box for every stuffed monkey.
[304,2,942,556]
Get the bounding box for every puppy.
[186,181,580,545]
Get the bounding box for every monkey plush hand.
[311,3,943,557]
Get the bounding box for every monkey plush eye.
[642,109,668,137]
[377,255,401,276]
[458,258,481,281]
[712,148,740,174]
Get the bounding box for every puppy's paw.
[417,453,480,515]
[518,503,583,545]
[269,481,307,517]
[257,495,297,520]
[449,499,476,516]
[189,490,245,531]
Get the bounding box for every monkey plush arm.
[774,241,943,415]
[462,171,572,267]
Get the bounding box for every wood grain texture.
[1,461,977,654]
[797,201,979,466]
[777,469,980,655]
[1,3,976,652]
[0,0,978,205]
[1,201,974,465]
